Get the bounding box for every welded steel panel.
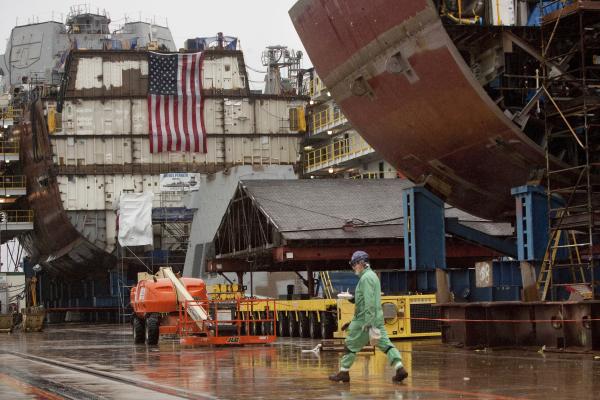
[65,52,149,98]
[64,51,248,99]
[51,136,300,167]
[61,98,301,135]
[290,0,562,219]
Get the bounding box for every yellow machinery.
[334,295,440,339]
[231,289,440,340]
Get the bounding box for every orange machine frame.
[177,298,277,346]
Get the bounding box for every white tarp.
[117,192,154,247]
[160,173,200,192]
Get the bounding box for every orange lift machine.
[130,267,276,346]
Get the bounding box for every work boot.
[392,367,408,383]
[328,371,350,382]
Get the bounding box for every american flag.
[148,52,206,153]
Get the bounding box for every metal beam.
[272,245,403,263]
[445,218,517,258]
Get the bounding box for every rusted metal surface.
[64,51,149,99]
[20,101,114,278]
[439,301,600,350]
[23,48,305,277]
[63,50,252,99]
[290,0,566,220]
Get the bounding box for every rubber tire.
[133,316,145,344]
[320,311,335,339]
[299,313,310,338]
[289,314,300,337]
[309,312,321,339]
[278,313,290,337]
[145,314,160,345]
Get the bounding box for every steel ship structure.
[290,0,598,221]
[1,7,306,293]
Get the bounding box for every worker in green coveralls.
[329,250,409,383]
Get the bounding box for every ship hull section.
[291,0,554,219]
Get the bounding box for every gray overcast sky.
[0,0,310,90]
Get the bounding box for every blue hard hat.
[349,250,369,266]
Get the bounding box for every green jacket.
[353,266,384,328]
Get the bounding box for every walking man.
[329,250,408,383]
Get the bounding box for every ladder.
[537,223,588,301]
[320,271,334,299]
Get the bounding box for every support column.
[307,269,314,298]
[511,185,549,261]
[402,186,445,292]
[512,185,552,301]
[402,186,446,270]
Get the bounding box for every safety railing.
[0,176,26,189]
[0,210,34,223]
[310,106,347,135]
[350,172,384,180]
[305,136,374,172]
[0,141,19,154]
[178,298,277,339]
[0,107,22,121]
[307,76,326,98]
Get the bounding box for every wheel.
[309,312,321,339]
[288,314,300,337]
[278,312,290,337]
[145,314,160,345]
[320,311,335,339]
[299,312,310,338]
[133,315,145,344]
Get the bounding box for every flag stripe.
[190,55,198,152]
[198,53,207,152]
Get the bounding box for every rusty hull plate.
[290,0,564,220]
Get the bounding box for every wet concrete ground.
[0,324,599,399]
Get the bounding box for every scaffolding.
[154,190,193,272]
[539,1,600,300]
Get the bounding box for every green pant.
[340,321,403,371]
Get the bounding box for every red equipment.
[130,268,277,346]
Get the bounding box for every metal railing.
[0,176,26,189]
[0,210,34,223]
[350,172,384,180]
[305,136,373,172]
[0,107,22,121]
[310,106,347,134]
[0,141,19,154]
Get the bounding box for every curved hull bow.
[291,0,555,219]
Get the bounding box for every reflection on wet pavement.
[0,324,599,399]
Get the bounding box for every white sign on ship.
[159,173,200,192]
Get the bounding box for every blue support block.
[402,186,446,271]
[511,186,549,261]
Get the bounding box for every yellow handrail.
[0,141,19,154]
[304,136,373,171]
[310,106,347,134]
[0,107,22,121]
[0,176,26,189]
[350,172,383,180]
[0,210,34,223]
